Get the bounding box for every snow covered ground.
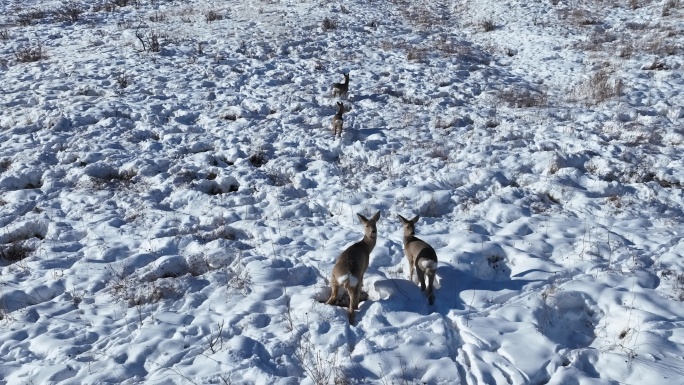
[1,0,684,383]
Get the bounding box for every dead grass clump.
[406,47,427,61]
[577,31,618,52]
[91,169,137,188]
[15,45,48,63]
[135,27,162,52]
[662,0,680,16]
[1,242,33,263]
[249,150,268,167]
[321,17,337,31]
[485,119,501,128]
[55,3,84,22]
[618,40,635,58]
[0,159,11,173]
[403,5,443,26]
[659,269,684,301]
[498,87,548,108]
[641,37,679,56]
[561,8,599,26]
[574,69,623,105]
[481,18,496,32]
[205,10,224,22]
[18,9,46,26]
[116,74,130,88]
[625,21,647,31]
[149,12,166,22]
[0,30,9,40]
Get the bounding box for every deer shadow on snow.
[360,253,548,320]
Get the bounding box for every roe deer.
[331,101,348,137]
[332,73,349,98]
[326,211,381,324]
[399,215,438,305]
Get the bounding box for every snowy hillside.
[1,0,684,384]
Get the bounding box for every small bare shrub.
[205,10,224,22]
[294,336,346,385]
[55,3,84,22]
[322,17,337,31]
[149,12,166,22]
[0,30,9,40]
[15,45,47,63]
[574,70,623,105]
[205,320,226,353]
[228,256,251,293]
[117,74,130,88]
[18,15,33,26]
[0,159,11,173]
[18,9,46,26]
[135,26,162,52]
[481,18,496,32]
[485,119,500,128]
[249,149,267,167]
[1,242,33,263]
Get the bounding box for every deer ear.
[410,215,420,224]
[357,213,368,224]
[398,215,409,224]
[371,211,381,223]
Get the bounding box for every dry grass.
[406,47,427,61]
[0,158,11,173]
[55,3,84,22]
[205,10,224,22]
[1,242,33,263]
[90,169,137,188]
[135,27,163,52]
[17,9,46,26]
[481,18,496,32]
[321,17,337,31]
[573,69,623,105]
[498,87,548,108]
[15,44,48,63]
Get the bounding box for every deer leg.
[416,264,426,291]
[346,281,357,324]
[408,256,415,282]
[326,280,339,305]
[427,270,435,305]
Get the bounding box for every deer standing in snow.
[331,101,348,137]
[331,73,349,98]
[399,215,438,305]
[326,211,381,324]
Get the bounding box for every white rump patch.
[419,259,437,272]
[337,274,358,287]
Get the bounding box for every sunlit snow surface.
[1,0,684,384]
